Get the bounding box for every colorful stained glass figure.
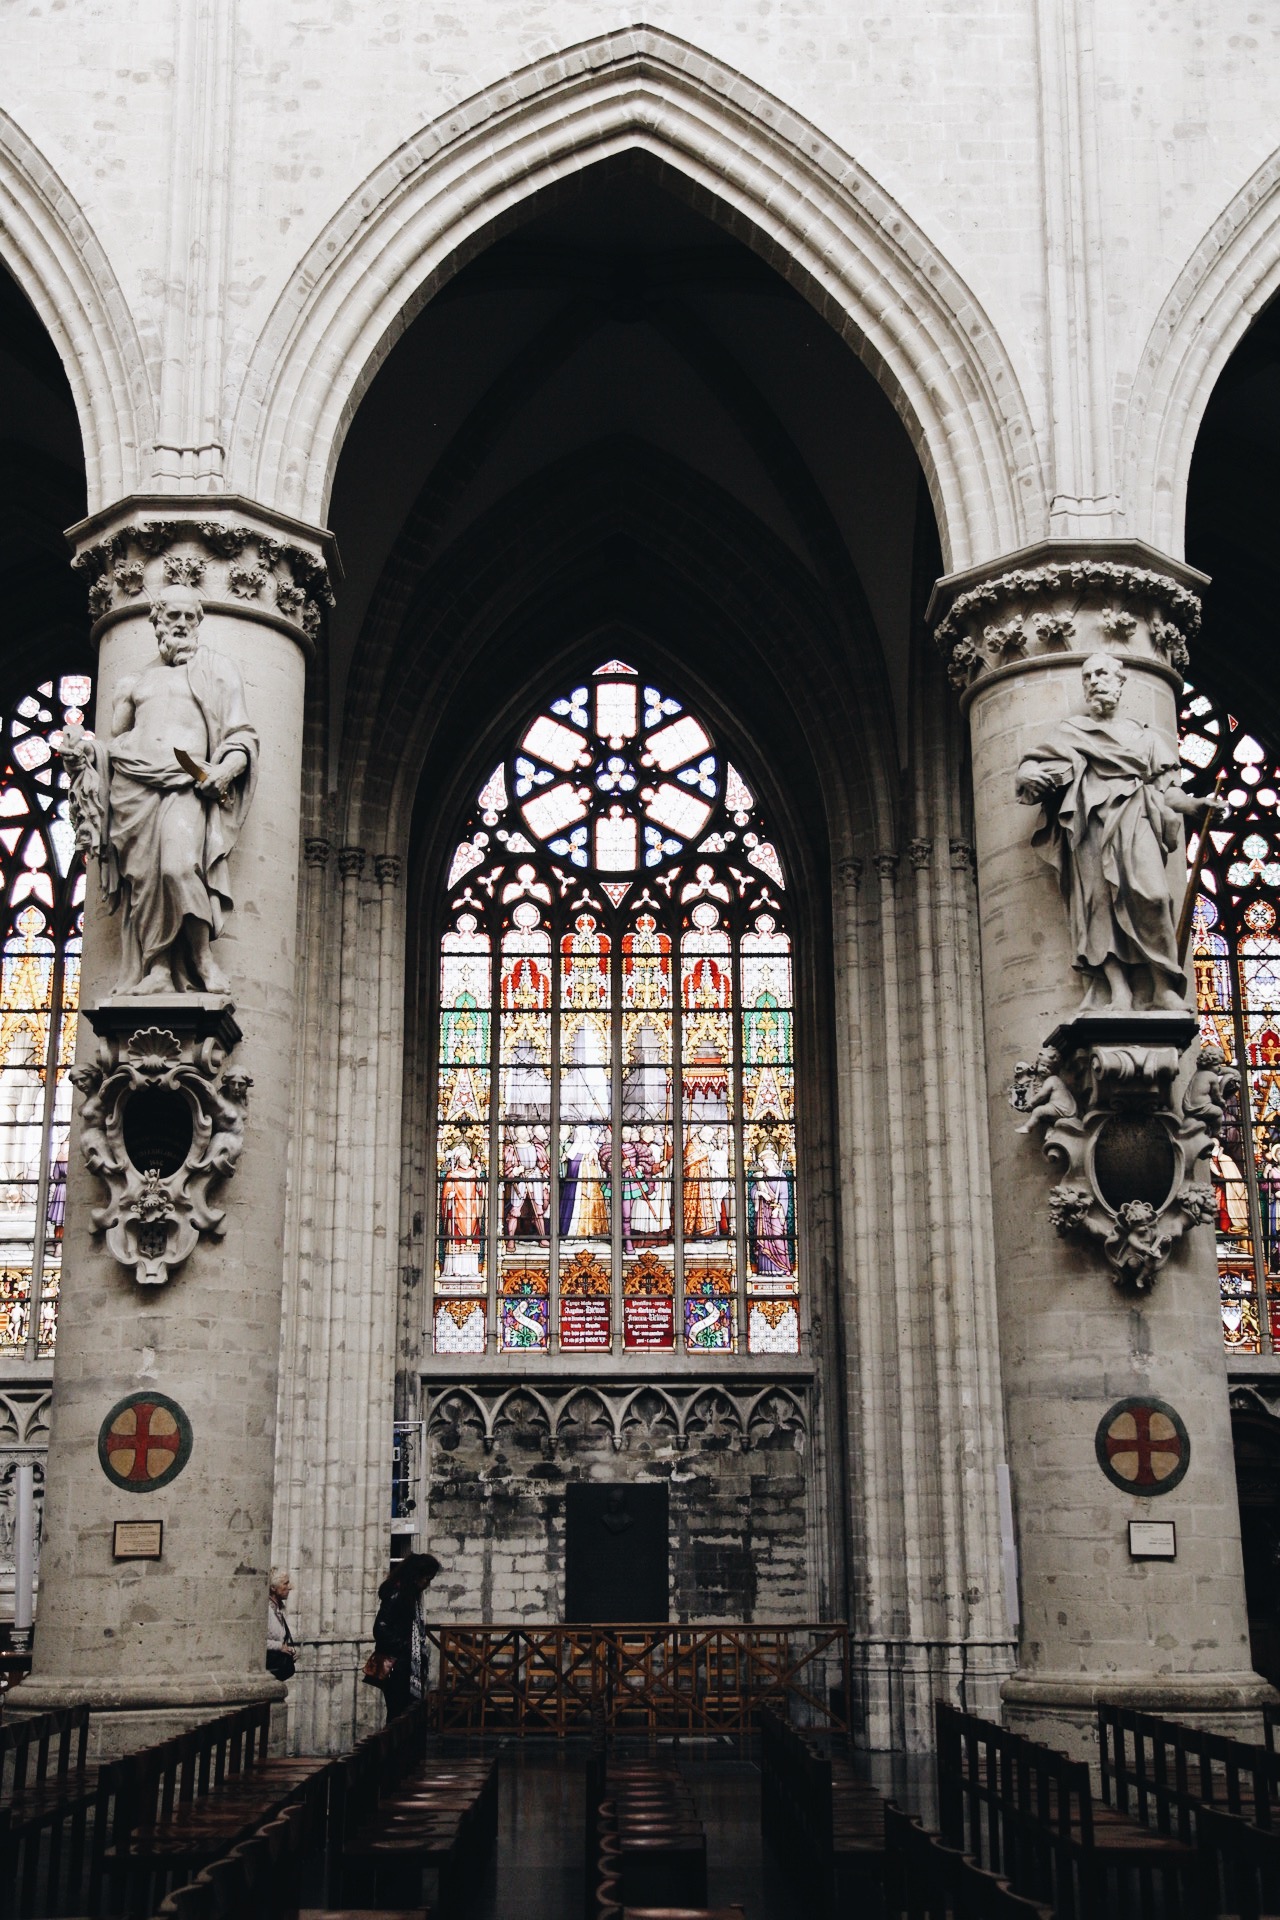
[431,663,799,1356]
[0,676,89,1357]
[1181,682,1280,1349]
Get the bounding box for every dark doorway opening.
[564,1483,669,1622]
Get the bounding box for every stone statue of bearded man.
[68,586,259,996]
[1015,652,1215,1013]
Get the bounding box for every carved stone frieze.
[424,1378,808,1456]
[71,514,335,647]
[1009,1011,1227,1289]
[73,1001,250,1287]
[933,557,1200,694]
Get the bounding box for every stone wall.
[424,1381,813,1623]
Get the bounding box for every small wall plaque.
[113,1519,163,1560]
[1128,1520,1176,1560]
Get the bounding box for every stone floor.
[469,1734,934,1920]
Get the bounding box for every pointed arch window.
[0,675,91,1357]
[432,661,799,1358]
[1181,683,1280,1352]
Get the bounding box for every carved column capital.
[375,854,402,888]
[872,851,900,885]
[907,837,932,871]
[950,840,976,873]
[837,857,864,893]
[304,838,331,870]
[926,538,1207,704]
[69,494,339,652]
[337,846,366,880]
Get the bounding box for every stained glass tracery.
[1180,686,1280,1351]
[432,661,799,1357]
[0,676,91,1356]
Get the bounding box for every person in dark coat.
[372,1552,442,1718]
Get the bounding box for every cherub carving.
[1013,1046,1078,1136]
[1182,1042,1238,1139]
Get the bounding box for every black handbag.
[266,1647,296,1681]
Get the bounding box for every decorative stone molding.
[73,1000,250,1287]
[1010,1012,1225,1289]
[375,854,402,887]
[950,840,976,873]
[872,851,900,884]
[424,1379,808,1456]
[907,838,932,871]
[837,857,864,893]
[303,838,331,869]
[0,1386,52,1448]
[69,499,337,650]
[337,846,366,880]
[928,542,1205,696]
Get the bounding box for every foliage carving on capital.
[72,1007,249,1287]
[933,559,1201,694]
[72,518,335,642]
[1010,1013,1234,1290]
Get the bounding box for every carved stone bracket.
[73,1000,251,1287]
[1009,1012,1227,1289]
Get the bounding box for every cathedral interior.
[1,8,1280,1916]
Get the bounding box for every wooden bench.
[329,1710,496,1917]
[592,1758,707,1917]
[153,1797,430,1920]
[95,1701,332,1917]
[758,1700,885,1912]
[1195,1799,1280,1920]
[884,1801,1055,1919]
[0,1704,99,1919]
[1099,1700,1280,1839]
[936,1700,1197,1919]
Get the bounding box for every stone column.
[21,500,335,1750]
[929,539,1272,1752]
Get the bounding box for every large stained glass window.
[0,677,90,1358]
[431,661,798,1358]
[1181,684,1280,1352]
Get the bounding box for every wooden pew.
[329,1711,496,1917]
[1196,1799,1280,1920]
[0,1704,99,1920]
[592,1758,707,1917]
[1098,1700,1280,1837]
[758,1700,885,1912]
[884,1802,1055,1919]
[153,1798,430,1920]
[935,1701,1196,1919]
[95,1701,332,1917]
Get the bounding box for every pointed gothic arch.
[231,27,1042,569]
[0,110,153,509]
[1127,144,1280,557]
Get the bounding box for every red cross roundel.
[98,1393,193,1493]
[1094,1397,1190,1496]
